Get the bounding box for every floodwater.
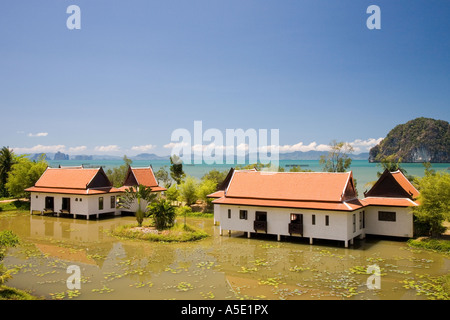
[1,212,449,300]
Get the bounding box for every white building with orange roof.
[210,169,419,247]
[26,166,124,219]
[26,165,166,219]
[361,169,419,238]
[118,166,166,214]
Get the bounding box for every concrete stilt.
[350,238,354,245]
[309,237,313,245]
[86,215,89,220]
[345,240,349,248]
[73,214,76,219]
[219,227,223,236]
[247,232,251,238]
[96,214,99,219]
[277,234,281,241]
[228,230,231,237]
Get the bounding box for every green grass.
[407,238,450,254]
[111,222,209,243]
[0,200,30,212]
[175,205,213,218]
[0,285,39,300]
[180,211,214,218]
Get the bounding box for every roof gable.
[391,170,420,198]
[123,166,159,188]
[364,169,417,199]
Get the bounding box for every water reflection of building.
[29,215,114,242]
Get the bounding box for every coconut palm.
[119,184,157,227]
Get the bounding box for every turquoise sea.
[46,159,450,196]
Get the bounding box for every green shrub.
[147,199,176,230]
[175,206,192,216]
[407,238,450,254]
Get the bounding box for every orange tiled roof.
[207,190,225,198]
[126,167,162,187]
[117,185,166,192]
[213,196,365,211]
[391,170,420,198]
[212,170,419,211]
[34,168,102,189]
[225,171,353,202]
[25,167,122,195]
[25,186,123,195]
[361,197,418,207]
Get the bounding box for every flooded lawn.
[1,212,449,300]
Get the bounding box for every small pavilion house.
[26,165,166,219]
[361,169,419,238]
[26,166,123,219]
[210,169,419,247]
[118,166,166,214]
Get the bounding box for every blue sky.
[1,0,449,156]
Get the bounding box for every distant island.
[369,117,450,163]
[26,153,170,162]
[24,151,370,162]
[21,117,450,164]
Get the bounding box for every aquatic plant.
[402,274,450,300]
[258,276,286,288]
[289,265,310,273]
[407,238,450,255]
[176,281,193,292]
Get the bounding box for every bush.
[414,216,447,237]
[0,201,29,213]
[147,199,176,230]
[175,206,193,216]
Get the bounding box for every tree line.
[1,143,449,238]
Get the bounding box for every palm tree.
[0,147,15,197]
[119,184,157,227]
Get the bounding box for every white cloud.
[94,145,120,152]
[162,137,383,156]
[68,146,87,153]
[28,132,48,137]
[131,144,156,152]
[276,138,382,154]
[278,141,331,153]
[11,144,66,154]
[163,142,189,149]
[348,138,383,153]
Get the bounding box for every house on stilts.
[209,168,419,247]
[26,165,165,219]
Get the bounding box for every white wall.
[364,206,413,238]
[30,192,122,217]
[216,204,364,243]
